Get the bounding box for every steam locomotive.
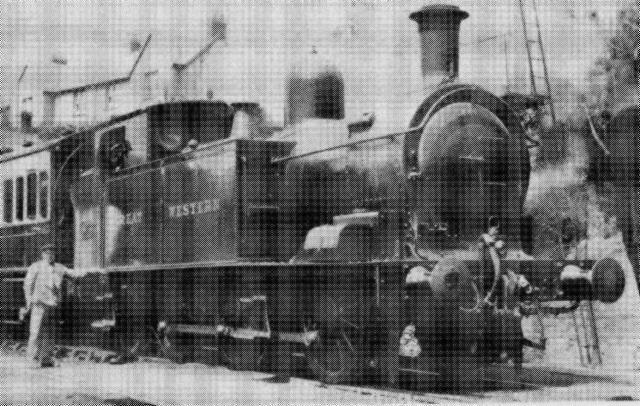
[0,4,628,387]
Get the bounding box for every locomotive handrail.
[271,128,420,165]
[0,267,27,274]
[76,258,439,274]
[73,257,594,274]
[1,257,594,275]
[103,137,292,179]
[52,139,90,196]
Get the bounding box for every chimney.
[129,37,142,53]
[409,4,469,95]
[50,54,67,95]
[207,15,226,43]
[20,111,33,132]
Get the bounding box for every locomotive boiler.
[0,3,628,389]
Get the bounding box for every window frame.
[98,125,130,173]
[2,179,13,224]
[0,151,52,227]
[15,176,24,222]
[72,91,81,121]
[26,171,37,220]
[38,171,49,220]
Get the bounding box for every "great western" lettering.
[168,199,221,219]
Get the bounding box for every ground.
[1,351,639,405]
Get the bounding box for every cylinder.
[409,4,469,95]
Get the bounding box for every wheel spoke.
[307,329,361,383]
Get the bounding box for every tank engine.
[0,3,627,389]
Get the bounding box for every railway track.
[3,338,636,405]
[0,339,568,396]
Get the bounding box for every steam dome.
[285,50,345,125]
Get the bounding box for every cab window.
[148,102,235,160]
[99,126,131,173]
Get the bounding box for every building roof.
[0,125,82,156]
[43,34,152,96]
[0,128,23,149]
[172,40,218,70]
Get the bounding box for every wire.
[460,31,515,47]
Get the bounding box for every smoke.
[525,129,589,258]
[526,160,586,209]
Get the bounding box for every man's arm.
[59,264,87,278]
[23,264,37,309]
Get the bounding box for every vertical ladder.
[517,0,556,124]
[572,300,602,367]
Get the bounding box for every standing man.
[480,216,506,306]
[22,243,86,367]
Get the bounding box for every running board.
[0,319,23,325]
[167,324,319,345]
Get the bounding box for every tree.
[592,6,638,112]
[583,6,638,181]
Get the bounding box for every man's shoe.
[263,374,290,383]
[109,353,137,365]
[40,360,56,368]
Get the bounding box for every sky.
[0,0,633,120]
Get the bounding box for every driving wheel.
[306,330,362,384]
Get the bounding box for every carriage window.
[16,177,24,221]
[39,172,49,219]
[3,179,12,223]
[26,172,37,220]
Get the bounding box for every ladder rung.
[530,94,548,99]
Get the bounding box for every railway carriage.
[0,127,91,336]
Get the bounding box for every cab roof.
[0,100,233,164]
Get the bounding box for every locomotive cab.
[69,100,297,358]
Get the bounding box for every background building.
[0,0,631,136]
